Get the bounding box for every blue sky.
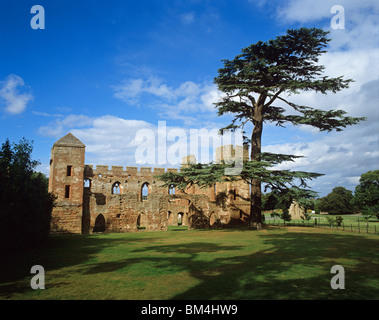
[1,0,378,196]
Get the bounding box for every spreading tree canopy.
[318,186,355,215]
[158,27,365,228]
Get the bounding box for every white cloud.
[200,86,223,111]
[180,12,195,25]
[112,77,176,104]
[263,120,376,196]
[39,114,153,166]
[39,114,94,137]
[0,74,33,114]
[113,77,223,126]
[112,78,144,103]
[32,111,64,118]
[175,81,202,98]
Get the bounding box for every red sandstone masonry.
[49,133,251,234]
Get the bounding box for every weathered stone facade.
[289,201,306,219]
[49,133,251,234]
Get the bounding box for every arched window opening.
[112,181,121,194]
[84,179,91,188]
[169,185,175,195]
[93,214,106,232]
[141,182,150,201]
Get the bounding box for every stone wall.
[48,133,252,234]
[289,201,306,219]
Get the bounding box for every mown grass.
[1,226,378,300]
[264,212,379,234]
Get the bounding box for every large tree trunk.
[249,102,264,229]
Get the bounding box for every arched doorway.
[137,213,147,229]
[93,214,106,232]
[178,212,184,226]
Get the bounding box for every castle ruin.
[48,133,252,234]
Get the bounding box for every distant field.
[1,226,378,300]
[264,212,379,234]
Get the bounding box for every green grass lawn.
[1,226,378,300]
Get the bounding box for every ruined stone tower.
[48,133,86,233]
[215,144,249,164]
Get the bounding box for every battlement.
[84,164,178,178]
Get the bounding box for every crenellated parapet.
[84,164,178,179]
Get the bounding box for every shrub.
[301,212,312,221]
[281,210,292,222]
[335,216,344,226]
[270,212,281,219]
[326,217,336,226]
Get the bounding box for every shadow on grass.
[81,230,379,299]
[1,229,379,300]
[185,230,378,299]
[0,234,153,297]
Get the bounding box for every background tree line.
[262,170,379,219]
[0,138,54,253]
